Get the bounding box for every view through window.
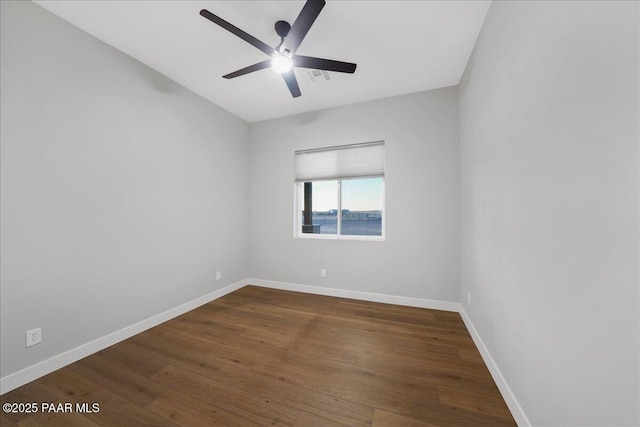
[297,178,383,237]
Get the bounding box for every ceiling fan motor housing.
[275,20,291,38]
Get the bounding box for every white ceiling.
[34,1,491,123]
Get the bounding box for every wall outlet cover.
[26,327,41,348]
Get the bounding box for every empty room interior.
[1,1,639,426]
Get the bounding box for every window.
[294,142,385,240]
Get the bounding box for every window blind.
[294,141,385,182]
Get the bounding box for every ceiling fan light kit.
[200,0,357,98]
[272,55,293,74]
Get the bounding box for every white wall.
[248,88,459,302]
[459,1,639,425]
[0,1,249,379]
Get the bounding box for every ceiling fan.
[199,0,357,98]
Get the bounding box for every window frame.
[293,176,385,241]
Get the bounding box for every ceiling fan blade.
[282,70,301,98]
[200,9,275,56]
[282,0,325,54]
[223,60,272,79]
[293,55,357,74]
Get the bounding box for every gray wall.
[459,1,639,425]
[248,88,459,302]
[0,1,249,378]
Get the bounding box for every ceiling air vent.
[305,69,332,84]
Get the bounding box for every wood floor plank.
[0,383,59,424]
[372,409,439,427]
[37,369,179,427]
[69,354,167,407]
[286,337,360,365]
[94,340,170,378]
[211,363,375,426]
[1,286,515,426]
[0,413,20,427]
[294,411,351,427]
[146,390,262,427]
[385,323,480,345]
[437,384,513,419]
[409,402,517,427]
[356,350,493,380]
[239,325,297,347]
[458,346,485,363]
[150,364,300,426]
[158,313,246,344]
[251,360,436,415]
[18,411,100,427]
[344,334,461,359]
[317,312,390,334]
[132,328,255,369]
[281,348,441,401]
[356,353,502,395]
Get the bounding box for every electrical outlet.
[26,327,41,348]
[467,291,471,306]
[320,268,326,278]
[216,271,221,281]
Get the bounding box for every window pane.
[301,180,338,234]
[340,178,383,236]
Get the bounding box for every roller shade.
[295,142,385,182]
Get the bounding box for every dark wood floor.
[1,286,516,426]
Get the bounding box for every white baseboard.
[0,279,247,395]
[458,307,531,427]
[247,278,460,312]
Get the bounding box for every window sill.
[294,234,385,242]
